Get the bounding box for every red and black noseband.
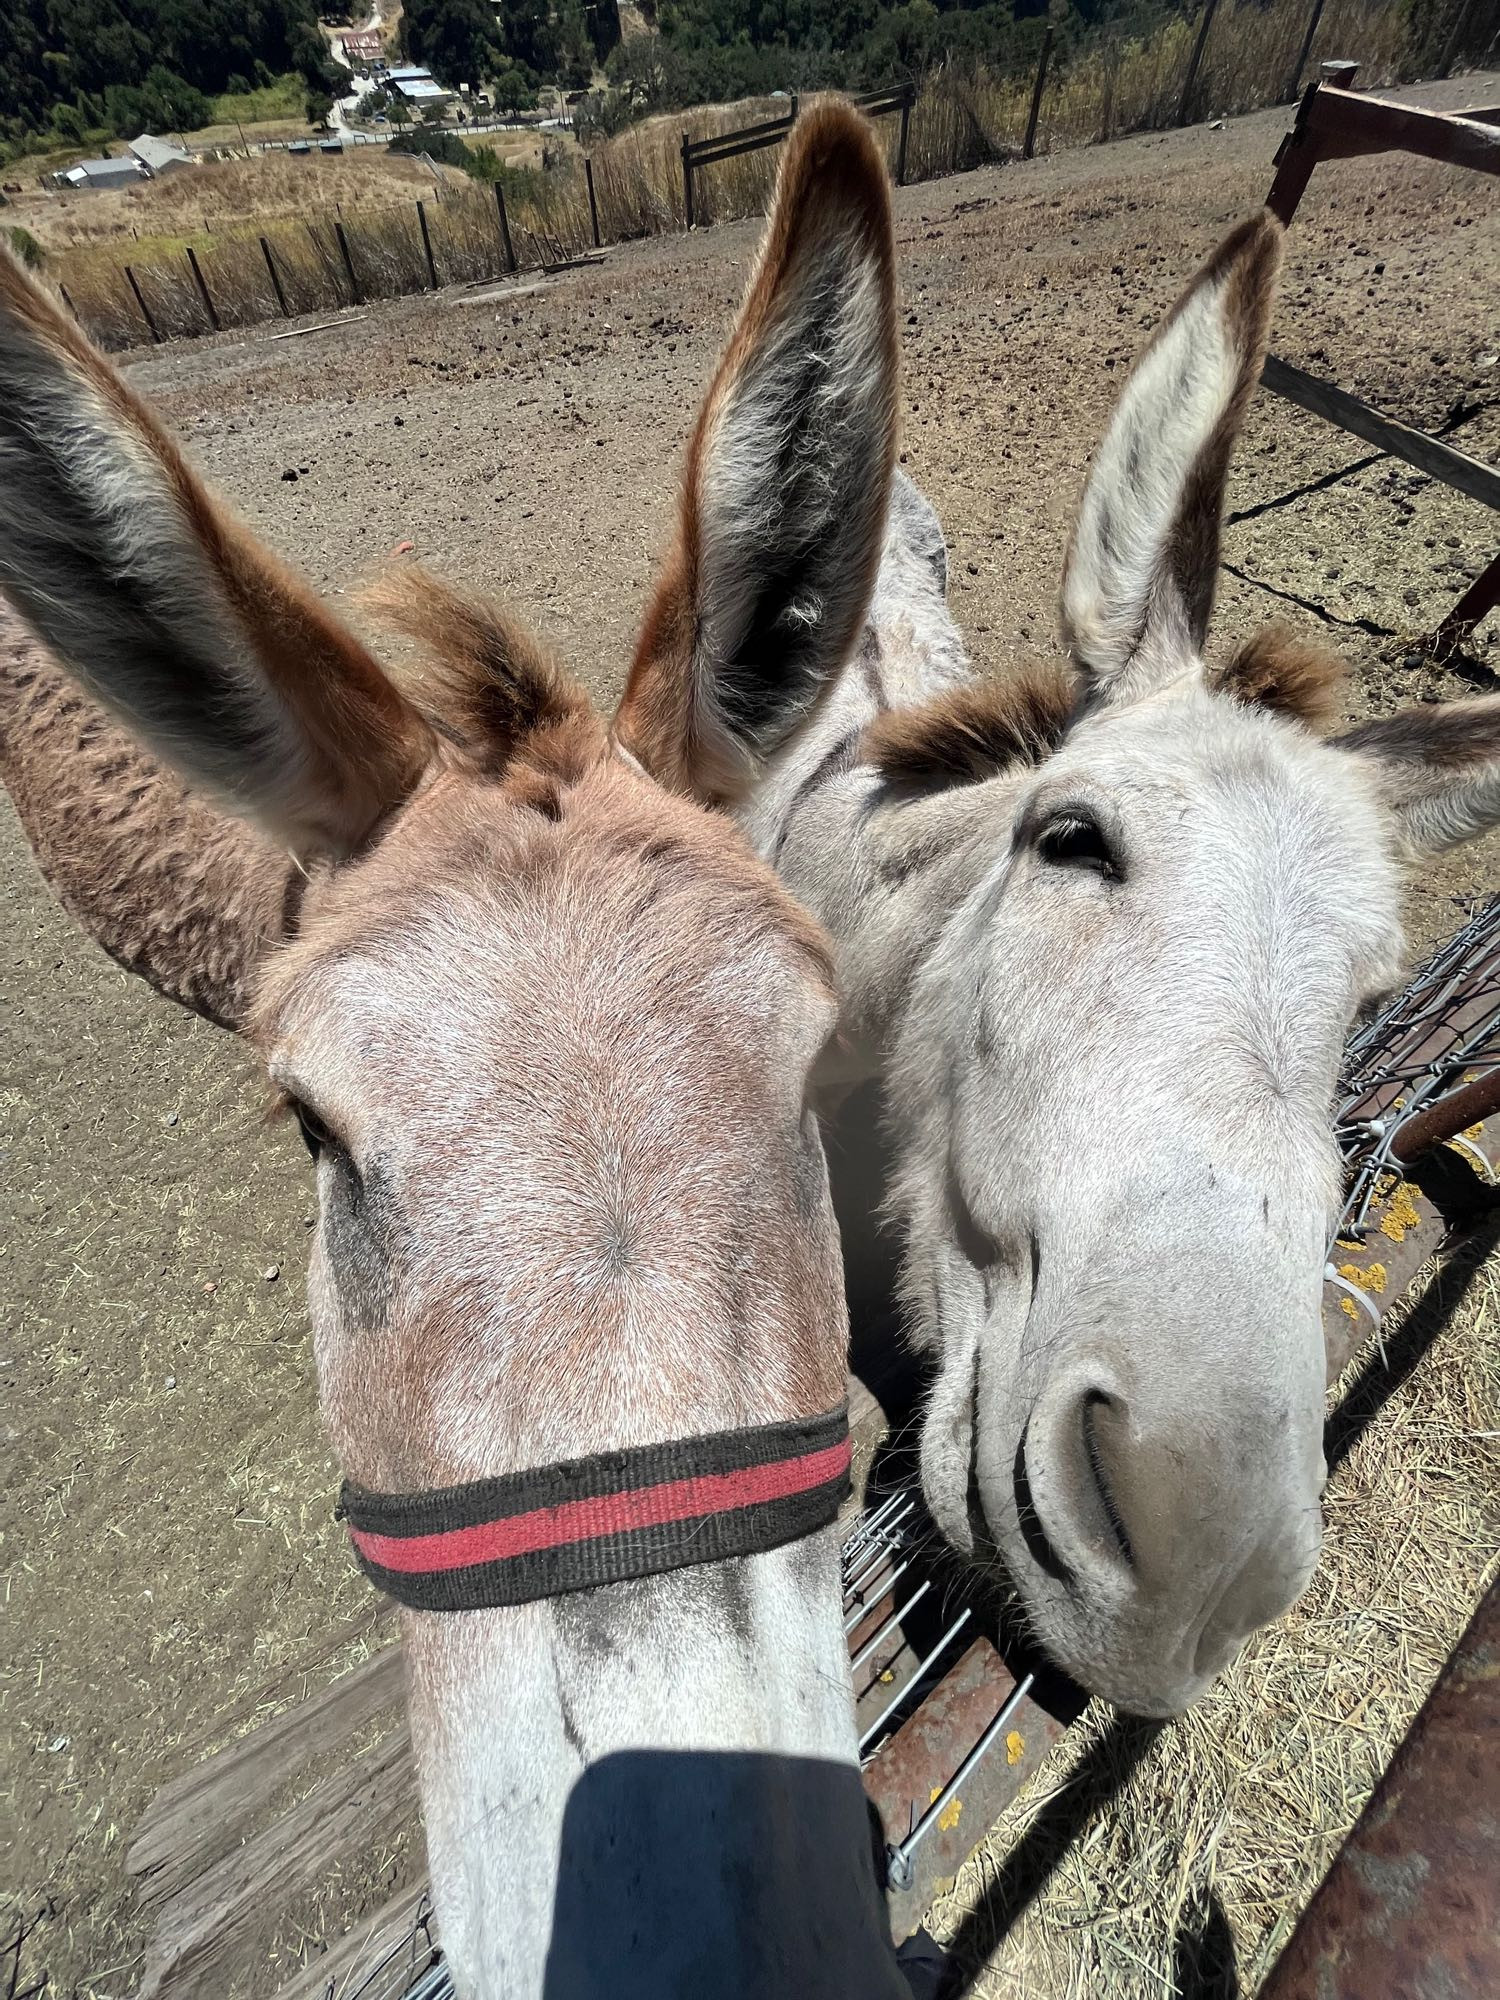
[339,1405,852,1612]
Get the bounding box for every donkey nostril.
[1013,1428,1072,1584]
[1080,1391,1135,1570]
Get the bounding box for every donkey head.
[0,227,899,1996]
[623,160,1500,1715]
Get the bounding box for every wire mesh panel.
[1334,894,1500,1241]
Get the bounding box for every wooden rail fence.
[680,82,916,229]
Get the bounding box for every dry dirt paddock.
[3,76,1497,2000]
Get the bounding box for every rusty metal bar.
[124,265,160,343]
[185,246,219,333]
[1261,1578,1500,2000]
[1390,1065,1500,1163]
[260,236,290,318]
[416,201,438,290]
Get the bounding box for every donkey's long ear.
[0,252,431,852]
[618,104,898,803]
[1060,212,1282,707]
[1335,698,1500,853]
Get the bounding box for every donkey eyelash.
[1036,812,1122,881]
[266,1087,340,1161]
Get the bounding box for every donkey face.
[624,184,1500,1714]
[0,229,877,1994]
[885,217,1500,1713]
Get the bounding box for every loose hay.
[929,1232,1500,1998]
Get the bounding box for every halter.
[339,1404,852,1612]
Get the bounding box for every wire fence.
[47,0,1493,350]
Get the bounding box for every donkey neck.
[0,628,302,1030]
[405,1538,907,2000]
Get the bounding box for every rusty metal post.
[185,245,219,332]
[1023,27,1054,161]
[1261,1579,1500,2000]
[896,88,911,186]
[680,131,694,230]
[584,156,600,248]
[260,235,290,317]
[494,182,516,274]
[124,265,160,343]
[1285,0,1328,101]
[334,219,362,304]
[1177,0,1222,126]
[416,199,438,289]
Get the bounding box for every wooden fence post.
[261,236,291,317]
[1285,0,1328,102]
[57,283,81,325]
[124,265,161,343]
[681,131,694,230]
[1023,26,1054,161]
[896,87,911,186]
[584,156,601,249]
[416,199,438,289]
[334,219,362,304]
[1176,0,1222,127]
[495,182,516,274]
[185,246,220,332]
[790,93,800,123]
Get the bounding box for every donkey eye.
[1037,812,1120,881]
[291,1100,338,1160]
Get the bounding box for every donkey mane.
[1210,625,1346,728]
[861,665,1078,788]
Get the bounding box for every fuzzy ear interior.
[0,248,432,854]
[1060,211,1283,708]
[618,103,899,804]
[1334,697,1500,854]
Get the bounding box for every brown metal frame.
[1260,1577,1500,1999]
[1263,77,1500,657]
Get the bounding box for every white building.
[386,66,454,110]
[58,156,146,191]
[127,134,195,177]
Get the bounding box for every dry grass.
[11,0,1440,347]
[931,1224,1500,1997]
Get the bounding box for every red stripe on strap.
[348,1436,853,1576]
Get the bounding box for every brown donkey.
[0,113,915,2000]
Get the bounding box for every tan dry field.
[8,149,480,253]
[2,75,1498,2000]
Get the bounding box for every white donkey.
[0,112,916,2000]
[621,164,1500,1716]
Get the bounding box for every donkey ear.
[1060,212,1283,706]
[1334,698,1500,854]
[0,251,431,854]
[618,104,898,803]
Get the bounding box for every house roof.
[127,133,194,172]
[64,157,144,183]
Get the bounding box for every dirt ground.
[2,76,1497,1999]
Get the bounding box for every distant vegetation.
[0,0,342,161]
